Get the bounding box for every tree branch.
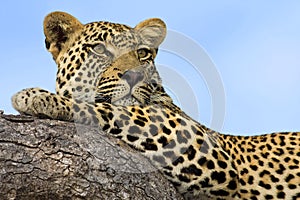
[0,112,183,200]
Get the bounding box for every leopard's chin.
[112,95,141,106]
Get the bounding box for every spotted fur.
[12,12,300,199]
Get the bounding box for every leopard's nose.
[122,70,144,88]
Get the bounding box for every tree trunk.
[0,111,183,200]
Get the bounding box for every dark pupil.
[95,44,105,53]
[138,49,147,58]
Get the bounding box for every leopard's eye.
[93,44,106,54]
[137,48,151,59]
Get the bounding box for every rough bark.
[0,111,183,200]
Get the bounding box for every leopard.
[12,11,300,199]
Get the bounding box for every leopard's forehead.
[87,21,131,32]
[80,21,138,48]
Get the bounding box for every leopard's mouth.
[95,93,140,105]
[95,95,112,103]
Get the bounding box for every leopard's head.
[44,11,173,106]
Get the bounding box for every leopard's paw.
[11,88,51,116]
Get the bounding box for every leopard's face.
[44,12,167,106]
[92,39,161,106]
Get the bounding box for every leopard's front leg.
[12,88,74,121]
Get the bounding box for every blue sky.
[1,1,300,135]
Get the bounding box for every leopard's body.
[12,12,300,199]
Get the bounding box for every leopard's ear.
[134,18,166,48]
[44,11,83,61]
